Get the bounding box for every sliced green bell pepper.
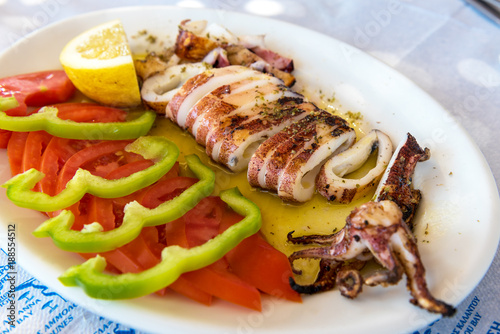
[0,106,156,140]
[32,154,215,253]
[2,136,179,212]
[58,187,262,299]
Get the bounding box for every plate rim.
[1,5,499,334]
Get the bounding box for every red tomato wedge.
[220,211,301,303]
[55,140,132,192]
[225,235,302,303]
[39,137,93,199]
[48,103,127,123]
[6,132,29,175]
[0,70,75,116]
[0,130,12,149]
[22,131,53,172]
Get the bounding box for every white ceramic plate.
[1,6,499,334]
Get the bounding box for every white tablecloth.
[0,1,499,333]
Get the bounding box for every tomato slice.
[6,132,29,175]
[113,231,161,271]
[0,70,75,116]
[39,137,92,196]
[0,130,12,149]
[167,275,213,305]
[183,196,224,247]
[163,217,214,305]
[220,212,302,303]
[140,176,198,209]
[87,197,115,231]
[49,103,127,123]
[96,226,170,297]
[182,264,262,311]
[22,131,53,171]
[67,195,92,231]
[55,140,131,192]
[0,72,75,148]
[105,159,154,180]
[76,155,170,288]
[166,209,262,311]
[97,247,144,274]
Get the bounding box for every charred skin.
[376,133,430,229]
[175,28,219,62]
[173,22,296,86]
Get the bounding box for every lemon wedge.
[60,20,141,107]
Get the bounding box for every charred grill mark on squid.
[374,133,430,229]
[316,129,393,204]
[247,109,355,202]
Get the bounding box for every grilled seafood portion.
[140,63,210,115]
[163,65,362,202]
[316,129,393,203]
[137,19,453,317]
[139,20,391,203]
[166,65,306,172]
[288,200,455,316]
[287,134,455,316]
[247,109,355,202]
[174,19,296,86]
[375,133,430,229]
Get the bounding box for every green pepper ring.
[0,105,156,140]
[32,154,215,253]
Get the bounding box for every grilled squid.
[141,63,210,114]
[374,133,430,229]
[288,200,456,316]
[164,65,358,201]
[316,129,393,203]
[247,109,355,202]
[287,133,455,316]
[165,65,306,172]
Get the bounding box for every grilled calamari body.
[165,65,360,202]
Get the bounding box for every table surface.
[0,1,499,333]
